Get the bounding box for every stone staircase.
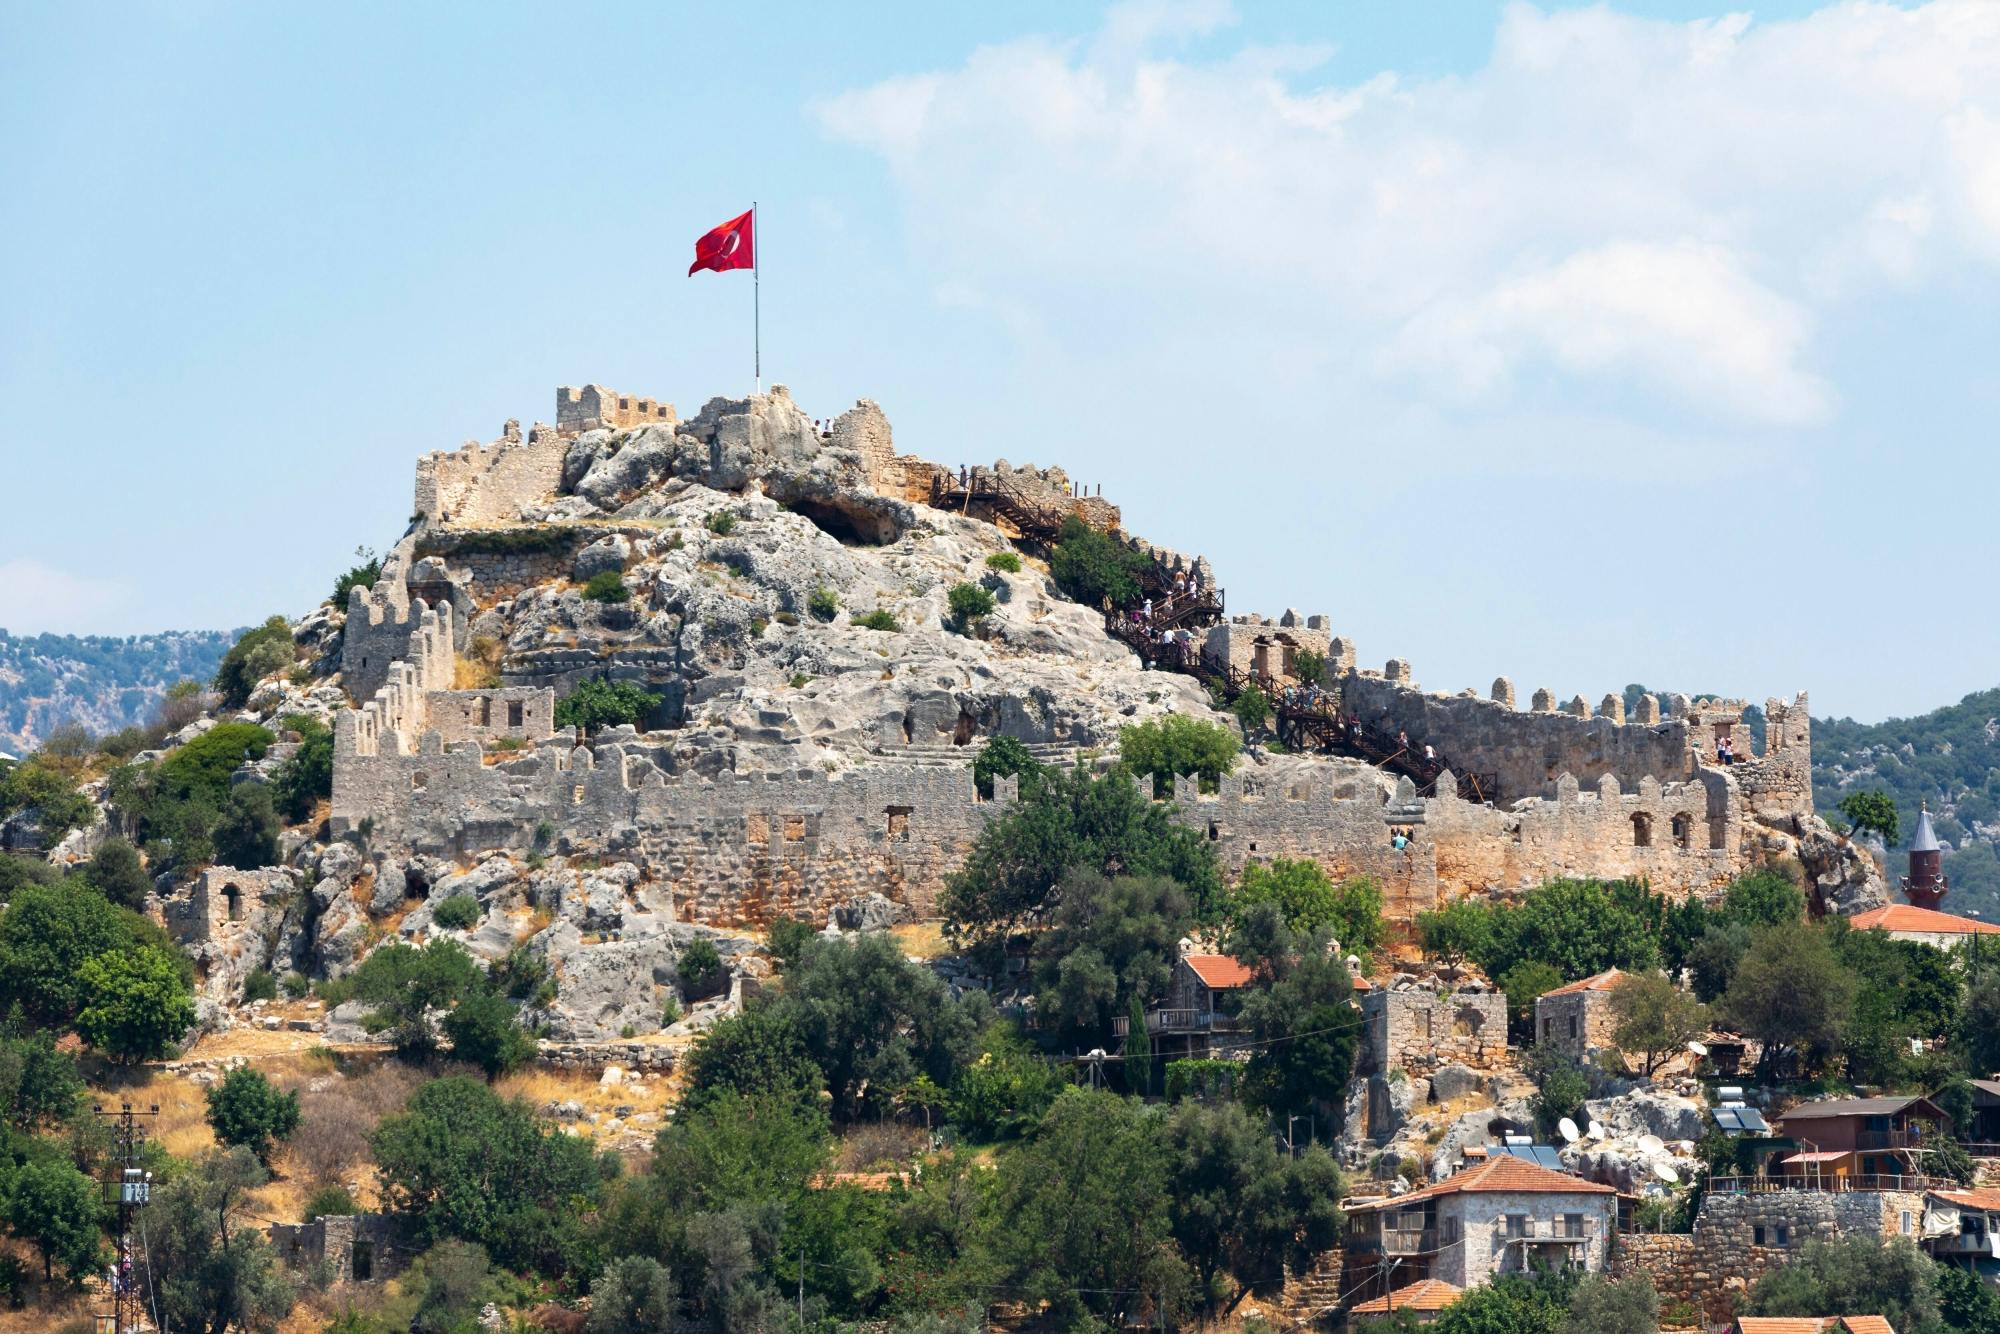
[1271,1251,1345,1327]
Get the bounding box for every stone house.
[1773,1095,1951,1189]
[1533,968,1627,1060]
[1343,1157,1620,1307]
[1357,983,1508,1077]
[1114,950,1253,1059]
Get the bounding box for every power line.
[92,1099,159,1334]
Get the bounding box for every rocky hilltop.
[10,383,1882,1046]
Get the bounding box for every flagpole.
[753,200,761,397]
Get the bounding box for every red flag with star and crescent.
[688,209,754,275]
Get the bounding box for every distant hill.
[0,629,235,753]
[1814,689,2000,920]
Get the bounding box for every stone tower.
[1903,807,1949,911]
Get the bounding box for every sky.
[3,0,1996,723]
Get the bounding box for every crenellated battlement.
[556,384,676,436]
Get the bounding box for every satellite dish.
[1558,1117,1581,1144]
[1687,1040,1709,1057]
[1637,1134,1666,1155]
[1587,1120,1606,1141]
[1653,1160,1680,1184]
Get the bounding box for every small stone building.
[1358,983,1508,1077]
[1201,613,1337,684]
[1533,968,1627,1060]
[268,1213,408,1284]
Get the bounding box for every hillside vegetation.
[1815,688,2000,918]
[0,629,233,754]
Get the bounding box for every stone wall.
[1342,670,1693,804]
[1613,1189,1925,1325]
[424,687,558,744]
[557,384,676,436]
[268,1213,409,1284]
[1435,1190,1618,1289]
[1535,988,1619,1062]
[413,428,568,525]
[1358,986,1509,1076]
[536,1040,678,1075]
[160,866,301,1002]
[1203,613,1333,682]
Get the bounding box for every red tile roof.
[1350,1279,1462,1314]
[1182,954,1255,989]
[1848,903,2000,936]
[1735,1319,1896,1334]
[1540,967,1628,997]
[1350,1155,1615,1209]
[1931,1187,2000,1211]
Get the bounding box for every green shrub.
[330,547,381,605]
[705,511,737,536]
[433,895,481,931]
[679,937,725,998]
[304,1184,359,1219]
[83,837,151,910]
[205,1066,301,1163]
[280,971,309,999]
[414,527,575,559]
[156,722,276,809]
[767,917,817,966]
[272,715,333,822]
[807,586,839,621]
[660,996,681,1026]
[242,970,279,1003]
[213,617,295,707]
[213,783,281,869]
[985,551,1022,573]
[0,758,94,846]
[1049,515,1149,607]
[947,581,997,631]
[581,570,629,603]
[553,679,662,733]
[851,609,900,632]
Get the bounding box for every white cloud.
[0,559,133,635]
[817,1,2000,464]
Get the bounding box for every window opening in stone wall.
[1563,1213,1584,1238]
[508,700,524,728]
[1776,1225,1789,1246]
[885,805,912,842]
[1568,1015,1577,1038]
[784,815,806,842]
[573,785,585,804]
[412,772,428,790]
[352,1238,373,1282]
[747,813,769,845]
[478,697,491,728]
[1671,812,1693,848]
[223,883,241,922]
[1754,1225,1767,1246]
[1207,821,1219,841]
[1631,812,1652,847]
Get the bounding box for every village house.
[1734,1319,1896,1334]
[1532,967,1627,1060]
[1112,947,1254,1059]
[1772,1095,1951,1189]
[1962,1080,2000,1147]
[1342,1157,1621,1308]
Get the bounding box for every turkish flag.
[688,209,754,275]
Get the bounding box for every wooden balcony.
[1113,1008,1249,1037]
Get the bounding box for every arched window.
[1631,813,1653,848]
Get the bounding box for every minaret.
[1903,806,1948,911]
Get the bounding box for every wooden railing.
[1112,1008,1248,1037]
[1708,1173,1936,1194]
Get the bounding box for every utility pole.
[93,1100,159,1334]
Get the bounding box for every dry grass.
[837,1122,928,1171]
[888,921,950,959]
[494,1066,678,1148]
[281,1058,428,1207]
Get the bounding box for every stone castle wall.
[413,427,568,525]
[557,384,676,435]
[1204,614,1334,682]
